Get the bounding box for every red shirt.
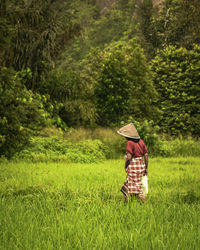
[126,139,148,158]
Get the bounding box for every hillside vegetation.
[0,0,200,158]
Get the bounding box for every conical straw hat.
[117,123,140,139]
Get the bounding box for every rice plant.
[0,157,199,249]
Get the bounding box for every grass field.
[0,157,199,250]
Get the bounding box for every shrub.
[158,139,200,157]
[65,127,125,159]
[12,136,107,163]
[90,127,125,159]
[11,126,200,163]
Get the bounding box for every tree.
[151,45,200,136]
[134,0,161,58]
[0,0,81,89]
[94,39,159,126]
[0,67,49,157]
[39,68,97,127]
[163,0,200,48]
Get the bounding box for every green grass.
[0,158,199,250]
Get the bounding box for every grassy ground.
[0,157,199,250]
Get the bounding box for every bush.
[12,136,107,163]
[90,127,125,159]
[11,126,200,163]
[65,127,125,159]
[158,139,200,157]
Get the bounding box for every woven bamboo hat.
[117,123,140,139]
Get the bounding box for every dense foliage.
[0,67,49,157]
[95,39,158,125]
[0,0,200,158]
[151,45,200,136]
[9,127,200,163]
[39,69,97,127]
[0,0,87,88]
[134,0,200,57]
[13,137,107,163]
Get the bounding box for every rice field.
[0,157,199,250]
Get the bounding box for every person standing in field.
[117,123,148,203]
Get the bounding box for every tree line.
[0,0,200,157]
